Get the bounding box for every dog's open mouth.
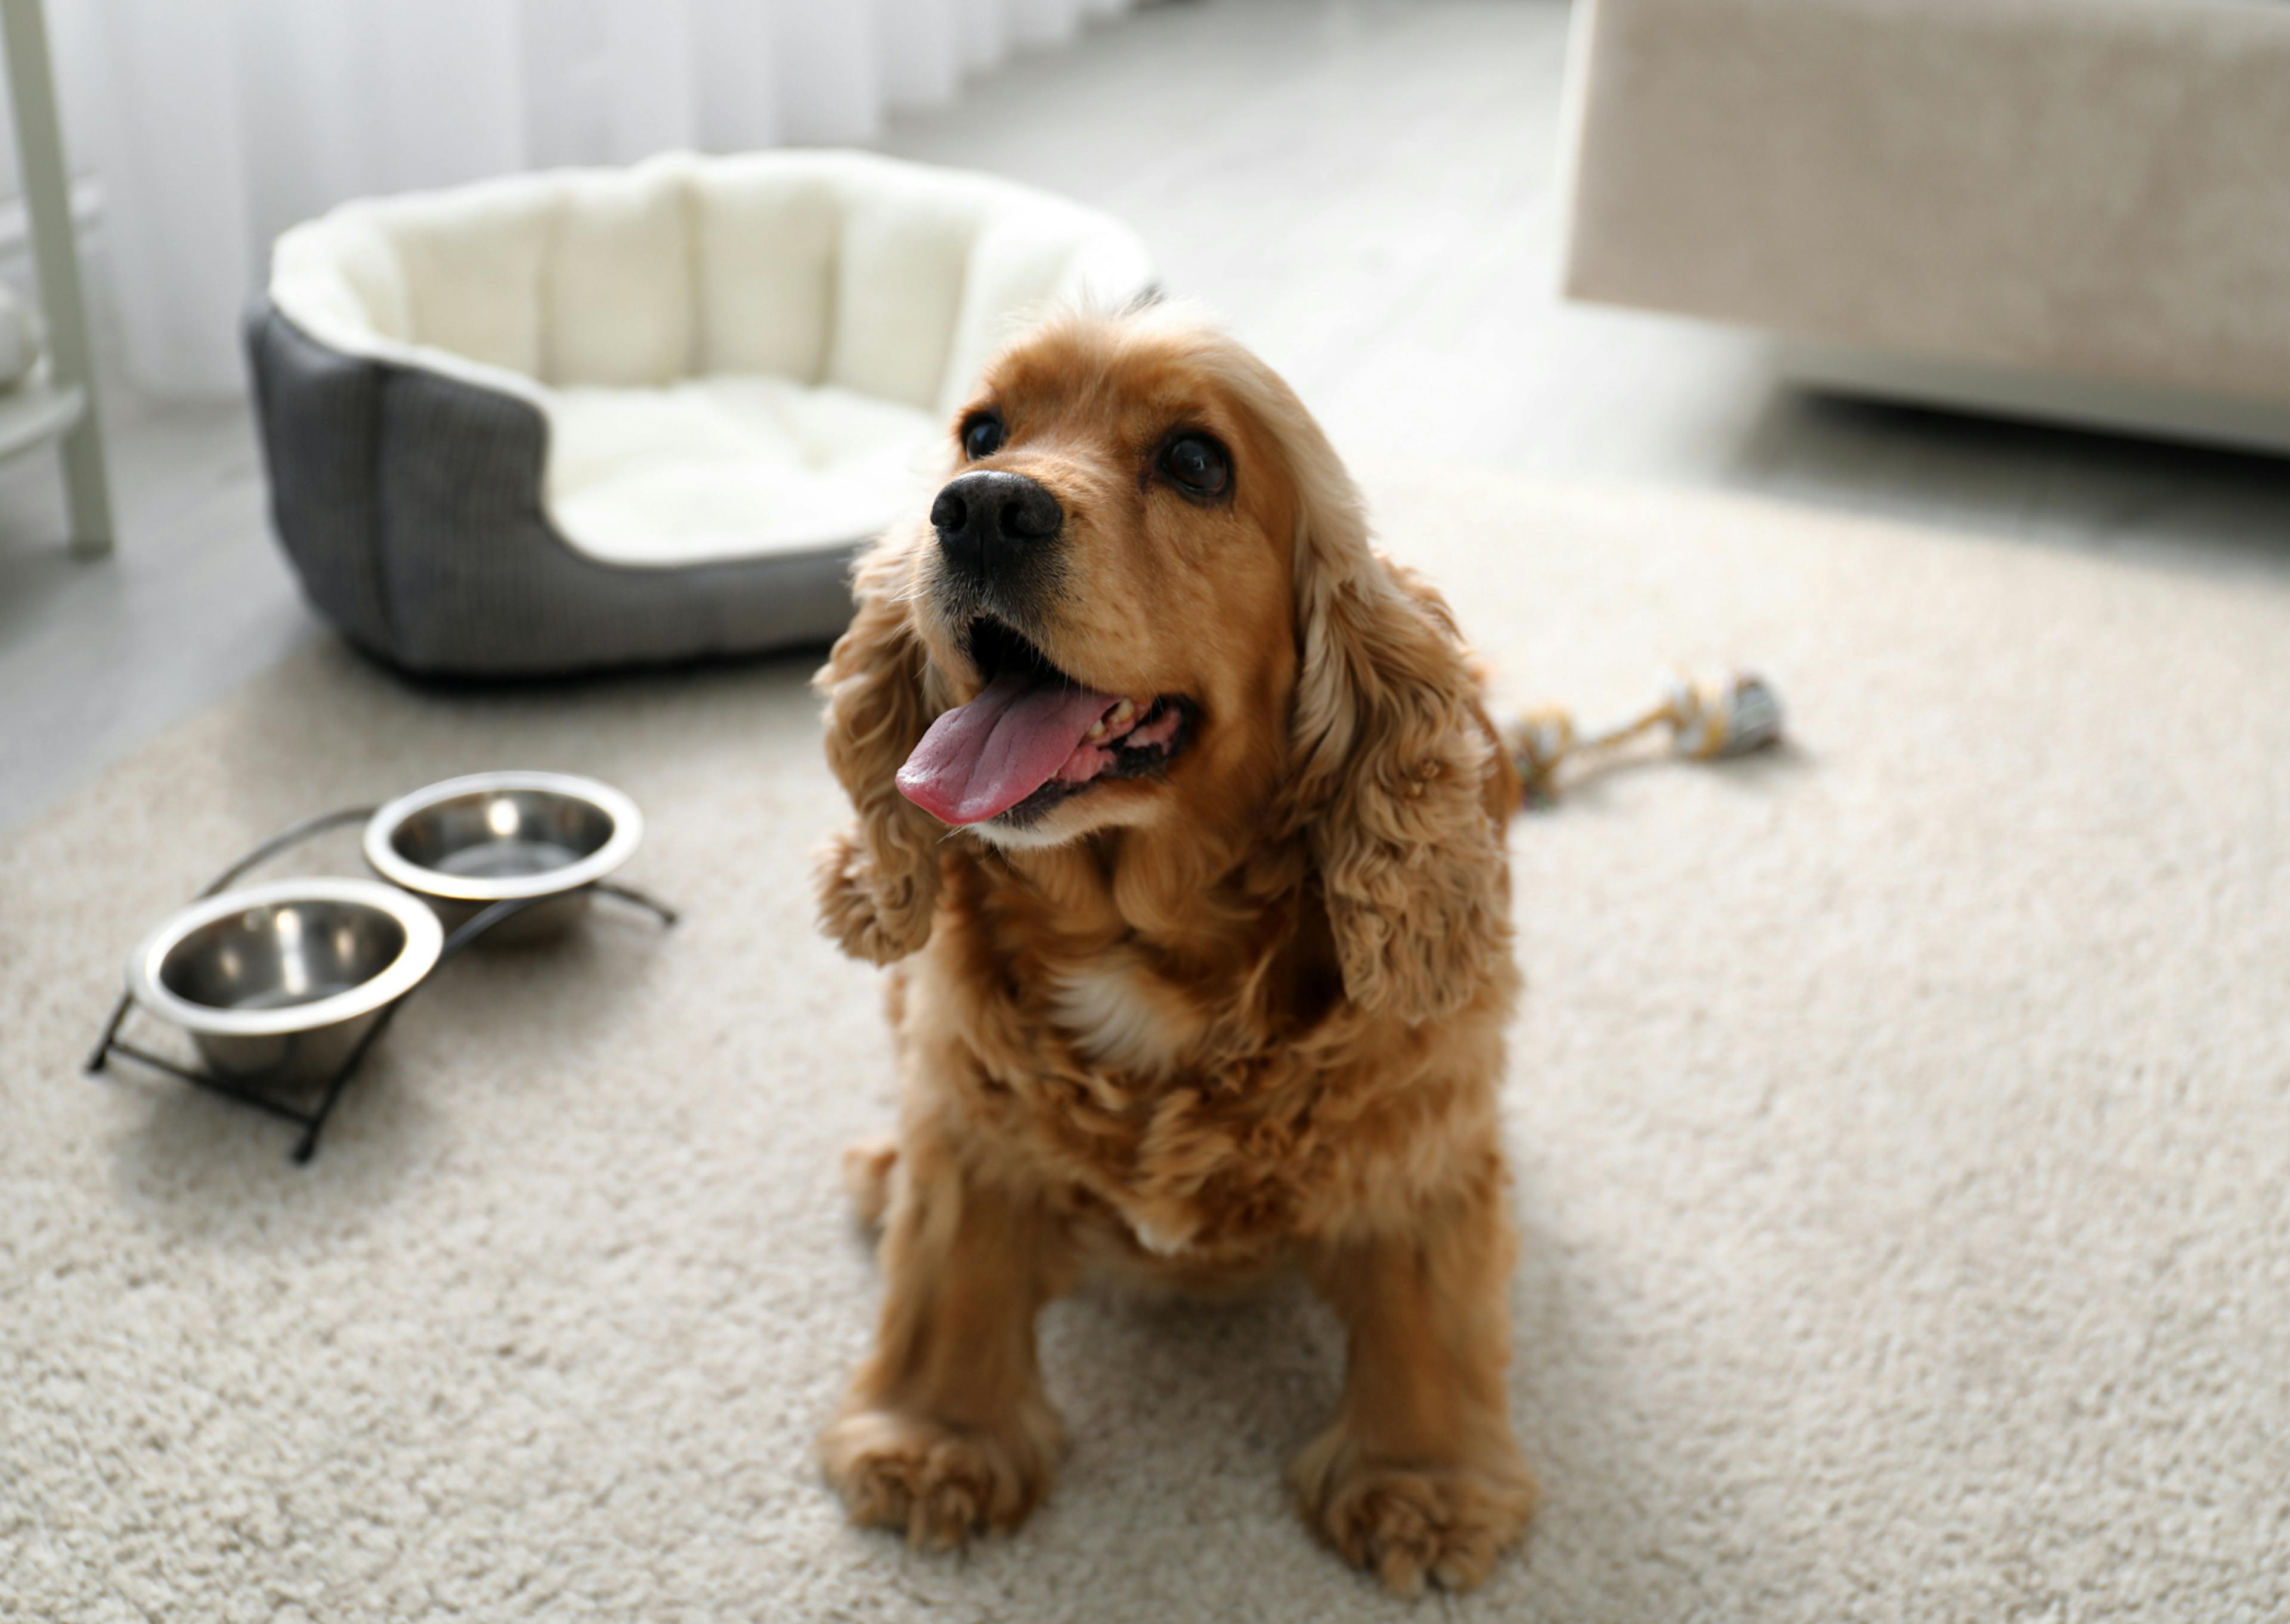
[895,617,1194,826]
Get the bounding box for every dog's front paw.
[1291,1428,1537,1595]
[821,1399,1062,1549]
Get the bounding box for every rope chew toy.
[1507,669,1785,807]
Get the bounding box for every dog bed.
[245,150,1155,676]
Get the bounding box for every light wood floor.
[4,0,2285,832]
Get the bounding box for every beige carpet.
[5,465,2287,1622]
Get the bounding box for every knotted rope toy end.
[1508,669,1786,806]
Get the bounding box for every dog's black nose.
[931,470,1061,579]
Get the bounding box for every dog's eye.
[961,414,1006,460]
[1159,433,1230,498]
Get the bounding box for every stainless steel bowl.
[361,771,643,941]
[126,878,444,1087]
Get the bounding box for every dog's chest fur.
[1045,954,1205,1078]
[1035,954,1252,1254]
[975,951,1341,1263]
[924,851,1366,1263]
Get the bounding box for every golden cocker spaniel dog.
[812,303,1533,1594]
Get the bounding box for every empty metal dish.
[126,878,443,1087]
[362,771,643,940]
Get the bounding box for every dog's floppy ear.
[813,532,945,965]
[1276,424,1511,1026]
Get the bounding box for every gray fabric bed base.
[243,297,863,678]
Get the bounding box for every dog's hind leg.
[841,1138,900,1233]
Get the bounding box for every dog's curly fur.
[812,305,1533,1594]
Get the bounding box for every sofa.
[1560,0,2290,454]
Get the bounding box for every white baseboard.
[1774,337,2290,460]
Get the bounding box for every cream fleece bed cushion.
[268,150,1155,568]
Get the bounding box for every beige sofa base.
[1775,340,2290,460]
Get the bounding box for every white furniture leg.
[2,0,113,557]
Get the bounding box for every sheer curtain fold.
[48,0,1137,395]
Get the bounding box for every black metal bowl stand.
[83,805,677,1163]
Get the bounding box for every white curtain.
[39,0,1136,396]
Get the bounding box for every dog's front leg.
[1293,1155,1538,1594]
[821,1123,1070,1548]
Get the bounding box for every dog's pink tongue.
[898,671,1115,825]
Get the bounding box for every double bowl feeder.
[88,772,674,1161]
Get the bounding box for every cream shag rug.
[5,466,2288,1623]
